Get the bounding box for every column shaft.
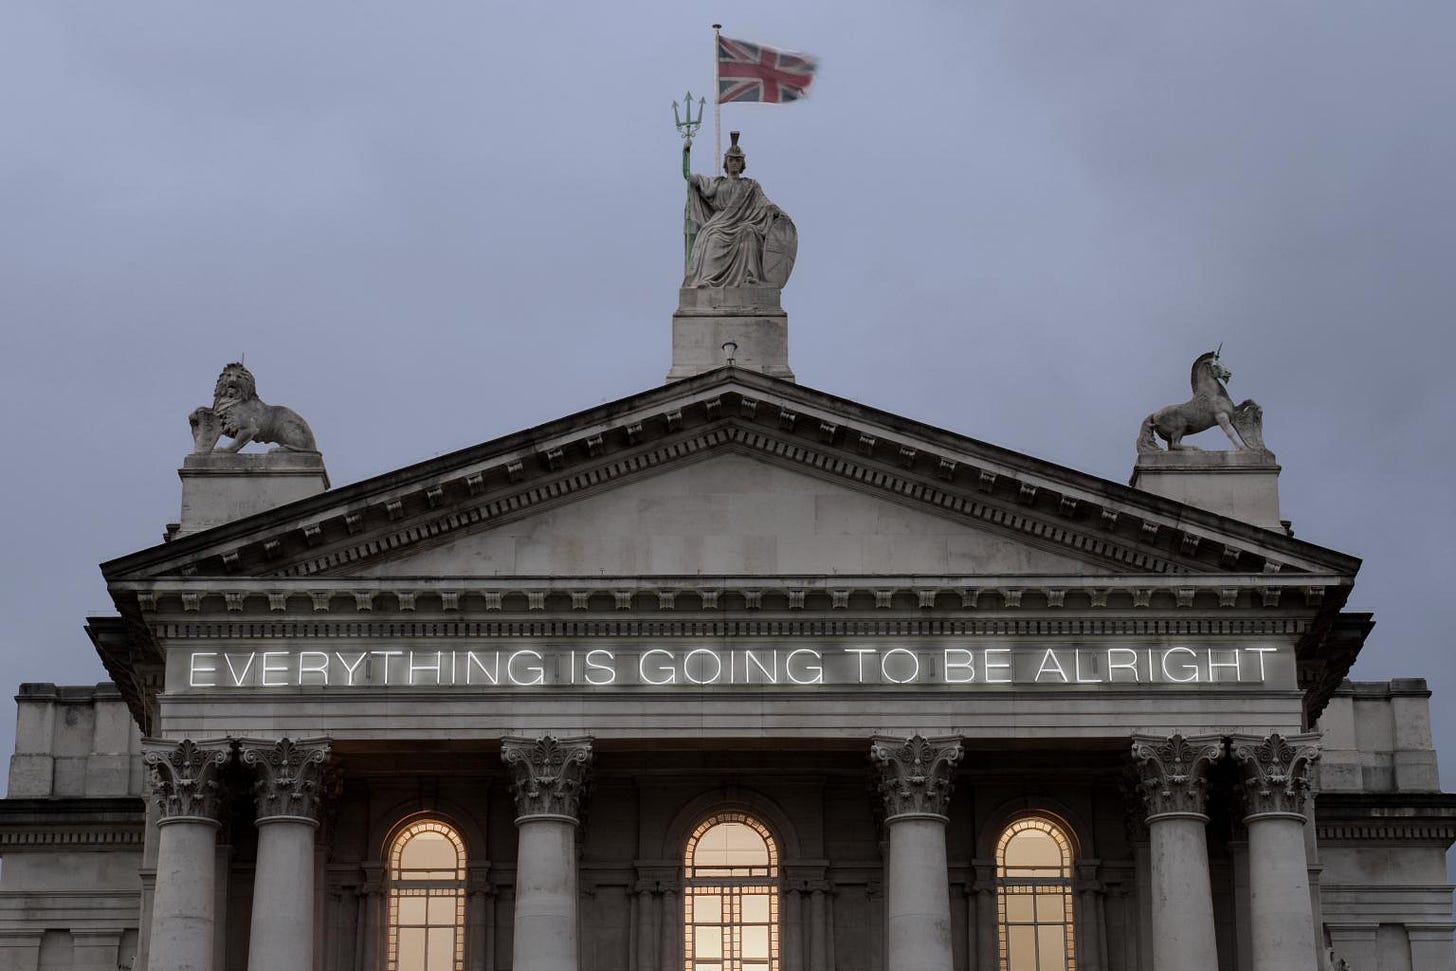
[1148,816,1218,971]
[246,819,319,971]
[1245,815,1315,969]
[149,818,219,971]
[885,818,954,971]
[512,819,579,971]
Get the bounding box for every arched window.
[387,819,466,971]
[684,813,780,971]
[996,816,1077,971]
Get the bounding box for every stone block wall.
[0,684,145,971]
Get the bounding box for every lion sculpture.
[1136,349,1270,455]
[189,363,318,453]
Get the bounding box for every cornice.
[0,797,146,850]
[1315,791,1456,848]
[114,573,1345,622]
[101,375,1359,585]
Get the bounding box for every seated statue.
[682,131,797,289]
[189,362,318,453]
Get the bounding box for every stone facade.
[2,368,1453,971]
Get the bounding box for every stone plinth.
[1129,450,1283,531]
[174,451,329,538]
[667,287,794,382]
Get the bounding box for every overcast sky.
[3,0,1454,864]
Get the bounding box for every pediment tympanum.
[348,453,1107,578]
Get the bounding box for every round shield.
[763,213,798,289]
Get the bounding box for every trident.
[674,92,706,271]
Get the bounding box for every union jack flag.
[717,36,819,104]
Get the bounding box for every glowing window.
[387,820,466,971]
[684,813,780,971]
[996,816,1077,971]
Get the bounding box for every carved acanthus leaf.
[144,738,232,822]
[1230,732,1319,818]
[502,735,593,821]
[239,737,331,822]
[870,734,963,820]
[1129,733,1224,819]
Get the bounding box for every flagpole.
[712,23,722,175]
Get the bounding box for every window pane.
[1005,830,1062,869]
[401,831,458,870]
[1035,892,1064,924]
[742,925,770,959]
[694,894,722,923]
[398,895,428,926]
[695,926,722,959]
[426,927,455,971]
[398,928,427,971]
[1037,925,1067,970]
[1008,925,1036,970]
[693,822,769,867]
[1005,892,1034,923]
[741,894,770,923]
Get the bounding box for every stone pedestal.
[1231,733,1320,971]
[239,738,331,971]
[502,736,593,971]
[143,739,231,971]
[870,735,963,971]
[1130,734,1224,971]
[667,287,794,382]
[174,451,329,538]
[1129,450,1283,531]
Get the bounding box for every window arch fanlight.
[995,815,1077,971]
[684,812,781,971]
[386,818,467,971]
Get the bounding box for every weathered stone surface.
[143,738,230,823]
[668,287,793,381]
[354,453,1104,577]
[1230,732,1320,818]
[238,736,331,822]
[1129,449,1283,531]
[176,449,330,537]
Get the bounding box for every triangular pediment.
[347,451,1109,578]
[102,369,1360,584]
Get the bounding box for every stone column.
[1230,733,1320,971]
[357,865,385,971]
[1129,733,1224,971]
[870,735,963,971]
[502,735,593,971]
[238,737,331,971]
[143,738,232,971]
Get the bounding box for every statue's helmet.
[723,130,747,171]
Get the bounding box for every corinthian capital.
[1230,733,1320,819]
[143,738,232,824]
[870,734,963,821]
[502,735,593,822]
[238,737,332,823]
[1130,733,1224,820]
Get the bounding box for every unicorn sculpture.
[1137,348,1270,455]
